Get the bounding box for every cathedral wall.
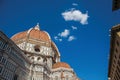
[51,68,76,80]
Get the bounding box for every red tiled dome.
[52,62,71,69]
[11,24,51,42]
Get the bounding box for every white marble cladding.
[51,69,75,80]
[33,65,44,72]
[52,67,73,72]
[18,42,53,56]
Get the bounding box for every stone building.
[0,24,79,80]
[112,0,120,11]
[108,24,120,80]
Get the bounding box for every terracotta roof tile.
[11,28,50,42]
[52,62,71,69]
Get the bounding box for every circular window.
[34,45,40,52]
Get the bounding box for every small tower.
[34,23,40,30]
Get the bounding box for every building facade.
[0,30,30,80]
[108,24,120,80]
[0,24,79,80]
[112,0,120,11]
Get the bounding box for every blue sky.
[0,0,120,80]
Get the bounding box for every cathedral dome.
[10,24,60,61]
[11,24,51,42]
[52,62,71,69]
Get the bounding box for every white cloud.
[59,29,70,37]
[54,36,58,40]
[72,3,78,6]
[59,39,62,42]
[54,29,76,42]
[71,26,77,30]
[68,36,76,41]
[54,36,62,42]
[62,9,89,25]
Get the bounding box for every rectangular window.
[115,48,118,53]
[4,44,11,53]
[0,41,5,49]
[1,57,7,64]
[0,55,2,62]
[112,0,120,11]
[13,74,18,80]
[5,61,15,72]
[118,60,120,66]
[9,71,13,80]
[3,44,8,50]
[116,40,119,46]
[114,54,117,59]
[5,61,9,68]
[116,70,120,79]
[0,66,3,74]
[2,69,7,78]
